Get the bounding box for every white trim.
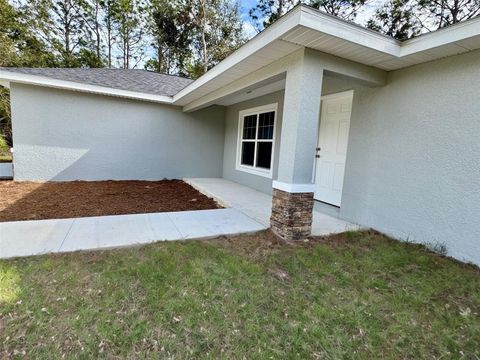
[236,103,278,179]
[300,7,401,56]
[272,181,315,193]
[400,15,480,56]
[0,71,174,104]
[321,89,354,101]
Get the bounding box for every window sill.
[235,165,273,179]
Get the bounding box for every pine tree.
[147,0,194,74]
[188,0,245,77]
[112,0,145,68]
[417,0,480,29]
[249,0,299,31]
[367,0,421,40]
[310,0,367,20]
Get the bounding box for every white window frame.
[236,103,278,178]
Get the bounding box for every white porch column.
[271,49,323,240]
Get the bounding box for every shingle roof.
[0,68,194,97]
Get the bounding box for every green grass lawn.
[1,230,479,359]
[0,154,12,163]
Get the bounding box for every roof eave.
[400,15,480,56]
[174,5,479,107]
[0,71,174,104]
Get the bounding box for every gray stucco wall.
[10,84,225,181]
[340,49,480,265]
[223,91,285,194]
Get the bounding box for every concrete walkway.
[1,178,358,259]
[0,209,266,259]
[185,178,360,236]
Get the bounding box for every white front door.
[314,91,353,206]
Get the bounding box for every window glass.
[258,111,275,140]
[241,141,255,166]
[256,142,273,169]
[242,115,257,139]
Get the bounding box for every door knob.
[316,147,321,151]
[315,155,320,158]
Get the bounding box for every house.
[0,5,479,265]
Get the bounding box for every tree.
[249,0,299,31]
[250,0,369,32]
[112,0,145,68]
[367,0,421,40]
[190,0,245,77]
[22,0,101,67]
[417,0,480,29]
[49,0,90,66]
[310,0,368,20]
[1,0,56,67]
[0,87,11,147]
[146,0,194,74]
[81,0,104,65]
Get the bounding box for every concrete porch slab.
[0,208,266,259]
[185,178,360,236]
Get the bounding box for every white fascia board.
[272,181,315,193]
[172,6,303,104]
[0,71,174,104]
[299,7,401,56]
[400,16,480,56]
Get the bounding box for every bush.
[0,134,9,154]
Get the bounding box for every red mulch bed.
[0,180,221,222]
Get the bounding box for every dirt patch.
[0,180,221,222]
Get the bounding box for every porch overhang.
[174,4,480,111]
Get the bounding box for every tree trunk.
[107,17,112,67]
[201,0,208,74]
[95,1,101,60]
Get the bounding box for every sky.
[238,0,386,39]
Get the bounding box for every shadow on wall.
[10,85,226,181]
[14,111,225,181]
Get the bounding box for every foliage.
[249,0,299,31]
[0,230,479,358]
[111,0,146,69]
[368,0,480,38]
[310,0,367,20]
[417,0,480,29]
[146,0,195,75]
[367,0,421,40]
[189,0,245,77]
[249,0,367,31]
[0,133,9,154]
[0,87,12,147]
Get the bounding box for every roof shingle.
[0,68,193,97]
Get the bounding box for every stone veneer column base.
[270,188,314,240]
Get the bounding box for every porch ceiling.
[173,39,301,107]
[213,74,286,107]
